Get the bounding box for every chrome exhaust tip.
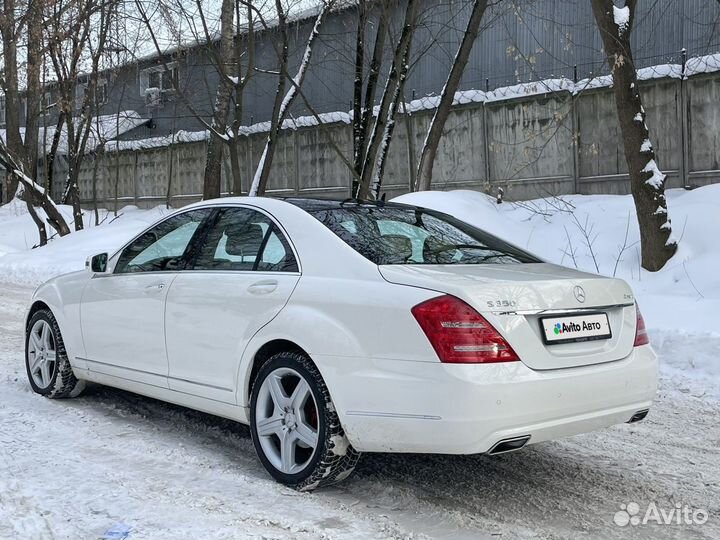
[487,435,531,455]
[627,409,650,423]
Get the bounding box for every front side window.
[192,207,298,272]
[307,204,540,266]
[115,209,210,273]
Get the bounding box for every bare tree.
[0,137,71,243]
[353,0,419,200]
[0,0,71,241]
[591,0,677,271]
[134,0,259,199]
[45,0,119,231]
[198,0,259,199]
[351,0,390,194]
[248,0,336,196]
[415,0,489,192]
[0,0,44,196]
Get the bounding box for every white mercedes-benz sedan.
[25,197,657,490]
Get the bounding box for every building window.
[76,79,108,110]
[97,80,108,105]
[148,67,177,91]
[140,63,178,107]
[0,95,5,127]
[40,92,52,116]
[75,82,88,110]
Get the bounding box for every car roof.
[187,196,423,214]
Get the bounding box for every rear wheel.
[250,352,359,491]
[25,309,85,399]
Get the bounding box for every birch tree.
[353,0,419,200]
[351,0,390,195]
[200,0,256,199]
[415,0,489,192]
[591,0,677,271]
[248,0,336,196]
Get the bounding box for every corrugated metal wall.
[100,0,720,138]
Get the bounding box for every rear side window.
[308,205,539,266]
[192,207,298,272]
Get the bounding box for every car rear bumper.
[316,345,657,454]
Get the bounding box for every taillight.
[634,303,649,346]
[411,295,519,363]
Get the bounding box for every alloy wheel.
[255,367,319,474]
[27,319,57,389]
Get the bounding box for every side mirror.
[86,253,109,273]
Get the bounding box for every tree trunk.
[356,0,418,200]
[352,2,390,194]
[591,0,677,271]
[202,0,235,200]
[1,0,22,199]
[248,0,288,197]
[23,0,43,180]
[416,0,488,191]
[46,112,66,198]
[0,131,71,237]
[23,194,48,247]
[62,116,85,231]
[229,141,242,195]
[352,1,368,187]
[249,0,334,196]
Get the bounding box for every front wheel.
[25,309,85,399]
[250,352,360,491]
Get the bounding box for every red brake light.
[411,295,519,363]
[634,303,649,346]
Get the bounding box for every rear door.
[165,206,300,403]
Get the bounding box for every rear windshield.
[308,205,540,265]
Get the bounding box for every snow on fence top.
[1,111,147,154]
[104,53,720,153]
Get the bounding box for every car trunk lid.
[379,263,637,370]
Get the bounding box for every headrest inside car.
[379,234,413,264]
[225,223,265,257]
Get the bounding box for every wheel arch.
[244,338,312,406]
[26,300,52,330]
[26,276,88,368]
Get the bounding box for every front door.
[80,208,212,386]
[165,206,301,402]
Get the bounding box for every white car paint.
[26,197,657,456]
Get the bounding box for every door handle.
[144,283,166,293]
[248,280,278,295]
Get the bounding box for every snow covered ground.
[0,187,718,539]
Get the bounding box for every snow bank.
[393,185,720,335]
[0,200,172,285]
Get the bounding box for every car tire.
[250,351,360,491]
[25,309,85,399]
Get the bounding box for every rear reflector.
[411,295,519,363]
[634,303,650,346]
